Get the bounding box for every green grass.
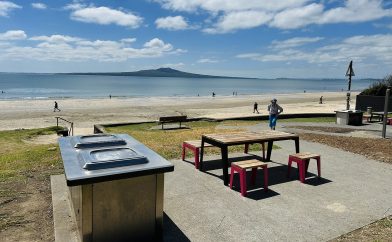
[106,120,279,160]
[0,127,63,183]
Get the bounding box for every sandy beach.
[0,91,356,133]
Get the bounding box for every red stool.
[230,159,268,197]
[182,141,266,169]
[182,140,213,169]
[287,152,321,183]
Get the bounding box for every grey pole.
[382,87,390,138]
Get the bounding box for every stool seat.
[232,160,267,169]
[184,140,213,148]
[230,159,268,197]
[288,152,321,183]
[289,152,320,160]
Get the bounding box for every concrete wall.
[355,95,392,112]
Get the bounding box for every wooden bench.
[159,115,187,129]
[363,113,383,122]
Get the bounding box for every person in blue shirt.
[267,98,283,130]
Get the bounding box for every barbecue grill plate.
[73,134,126,148]
[79,147,148,170]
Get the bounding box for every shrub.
[360,75,392,96]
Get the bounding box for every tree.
[360,75,392,96]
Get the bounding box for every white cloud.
[271,37,324,49]
[237,34,392,65]
[320,0,392,24]
[155,16,189,30]
[0,1,21,17]
[204,10,272,33]
[70,6,143,28]
[0,35,183,62]
[121,38,137,43]
[157,0,392,33]
[30,34,82,42]
[0,30,26,40]
[197,58,219,63]
[31,3,47,10]
[156,0,310,12]
[269,3,324,29]
[162,62,185,68]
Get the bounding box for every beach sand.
[0,91,356,134]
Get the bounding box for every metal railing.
[55,116,74,136]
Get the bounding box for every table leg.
[266,141,273,161]
[199,138,205,171]
[295,137,300,153]
[221,146,229,186]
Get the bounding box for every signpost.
[382,87,390,138]
[345,60,355,110]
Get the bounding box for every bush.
[360,75,392,96]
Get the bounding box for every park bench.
[159,115,187,129]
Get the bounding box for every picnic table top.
[372,111,392,115]
[202,131,298,145]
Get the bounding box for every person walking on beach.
[319,96,323,104]
[267,98,283,130]
[212,92,216,97]
[253,102,259,113]
[53,101,61,112]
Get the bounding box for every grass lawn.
[105,120,280,160]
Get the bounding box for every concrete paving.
[164,139,392,241]
[51,122,392,241]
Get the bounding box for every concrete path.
[163,139,392,241]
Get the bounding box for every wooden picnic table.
[370,112,392,122]
[199,131,300,186]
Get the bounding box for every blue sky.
[0,0,391,78]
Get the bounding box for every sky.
[0,0,391,78]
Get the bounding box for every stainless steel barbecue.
[59,133,174,242]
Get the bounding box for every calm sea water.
[0,73,376,100]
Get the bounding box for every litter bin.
[59,134,174,242]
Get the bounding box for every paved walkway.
[163,137,392,241]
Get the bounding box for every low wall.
[94,113,335,133]
[356,95,392,112]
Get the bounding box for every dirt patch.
[23,134,58,145]
[299,133,392,164]
[0,168,63,242]
[289,126,366,134]
[330,215,392,242]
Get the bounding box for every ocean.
[0,73,377,100]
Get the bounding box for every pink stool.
[230,160,268,197]
[288,152,321,183]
